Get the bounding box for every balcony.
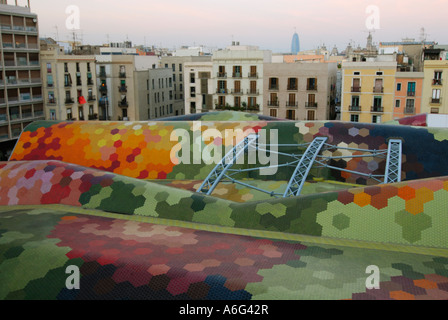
[99,71,107,78]
[119,100,128,108]
[268,85,279,91]
[232,73,242,78]
[305,102,318,108]
[404,108,415,115]
[371,106,384,113]
[287,86,298,91]
[99,85,107,93]
[349,105,361,112]
[64,82,72,88]
[119,72,126,78]
[87,79,94,86]
[118,85,127,93]
[286,102,298,108]
[373,87,384,93]
[47,98,56,105]
[247,89,259,95]
[216,88,228,94]
[407,91,416,97]
[217,72,227,78]
[307,85,318,91]
[87,95,96,101]
[267,101,279,107]
[433,79,443,86]
[248,73,258,79]
[431,98,442,105]
[231,89,244,95]
[65,98,75,105]
[351,86,361,92]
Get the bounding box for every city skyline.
[18,0,448,53]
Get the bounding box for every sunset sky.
[21,0,448,53]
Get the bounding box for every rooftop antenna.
[54,25,59,42]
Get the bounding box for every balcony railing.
[307,85,317,91]
[118,85,127,93]
[269,85,279,91]
[305,102,318,108]
[407,91,416,97]
[267,101,279,107]
[371,106,384,113]
[351,86,361,92]
[47,99,56,105]
[247,89,259,95]
[87,80,94,86]
[99,71,107,78]
[349,105,361,112]
[248,73,258,78]
[431,98,442,104]
[433,79,443,86]
[119,72,126,78]
[373,87,384,93]
[217,72,227,78]
[286,102,298,108]
[64,83,72,88]
[65,98,75,104]
[87,95,96,101]
[119,101,128,108]
[99,85,107,93]
[231,89,244,94]
[232,73,242,78]
[287,86,298,91]
[404,108,415,114]
[216,88,228,94]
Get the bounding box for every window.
[351,96,360,107]
[288,78,297,90]
[170,104,173,113]
[89,105,94,115]
[269,78,278,90]
[234,96,241,107]
[352,78,361,92]
[372,115,381,123]
[76,63,80,73]
[172,64,175,72]
[46,63,52,73]
[407,82,416,96]
[405,99,415,114]
[270,109,277,117]
[64,63,68,73]
[47,75,54,87]
[395,100,401,108]
[354,71,360,75]
[376,71,383,76]
[350,114,359,122]
[307,110,315,121]
[397,83,402,91]
[67,108,72,120]
[374,79,383,93]
[432,89,441,103]
[190,87,196,98]
[233,66,242,78]
[307,78,317,90]
[179,64,182,72]
[190,73,195,83]
[87,63,91,72]
[286,110,295,120]
[373,96,382,107]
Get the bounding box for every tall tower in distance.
[291,29,300,54]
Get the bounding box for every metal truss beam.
[283,137,328,197]
[196,133,258,196]
[384,139,402,184]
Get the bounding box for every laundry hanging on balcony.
[78,96,87,105]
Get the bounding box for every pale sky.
[19,0,448,53]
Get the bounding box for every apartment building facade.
[95,55,158,121]
[134,67,182,120]
[341,61,397,123]
[211,45,271,113]
[421,49,448,114]
[393,72,424,118]
[184,60,213,114]
[40,44,98,121]
[0,3,43,146]
[263,62,337,120]
[160,55,211,116]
